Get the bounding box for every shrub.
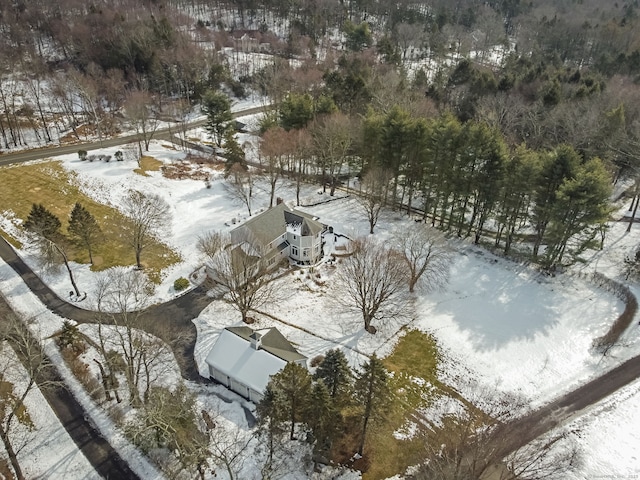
[58,321,87,357]
[115,150,124,161]
[310,355,324,368]
[174,277,190,292]
[78,149,88,161]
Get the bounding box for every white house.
[229,202,325,268]
[205,326,308,403]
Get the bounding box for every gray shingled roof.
[226,326,307,363]
[232,203,289,247]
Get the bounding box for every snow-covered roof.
[205,328,287,393]
[284,210,324,237]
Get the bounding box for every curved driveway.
[0,235,212,380]
[2,103,639,463]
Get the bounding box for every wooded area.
[2,0,639,267]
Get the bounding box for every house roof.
[232,203,289,247]
[205,329,286,393]
[284,210,325,236]
[226,326,307,363]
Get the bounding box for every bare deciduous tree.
[126,383,210,478]
[121,190,172,269]
[357,167,392,234]
[196,230,226,262]
[394,224,452,293]
[311,113,353,195]
[260,126,290,208]
[124,89,158,155]
[225,163,255,217]
[413,380,578,480]
[202,231,277,323]
[93,268,172,406]
[204,411,254,480]
[0,307,55,480]
[335,237,409,333]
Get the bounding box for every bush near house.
[174,277,190,292]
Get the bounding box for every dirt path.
[495,352,640,457]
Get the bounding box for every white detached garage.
[205,326,307,403]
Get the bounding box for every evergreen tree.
[223,130,246,171]
[423,113,463,227]
[68,202,101,264]
[543,157,612,266]
[23,203,61,239]
[354,354,390,455]
[23,204,80,296]
[256,384,288,468]
[202,89,232,147]
[313,349,353,404]
[268,362,312,440]
[279,93,314,130]
[379,106,413,209]
[305,380,341,458]
[463,122,508,243]
[531,145,581,258]
[494,145,542,254]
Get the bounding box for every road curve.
[494,351,640,458]
[0,235,212,381]
[0,105,268,167]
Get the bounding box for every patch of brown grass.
[360,331,443,479]
[0,161,180,282]
[134,155,163,176]
[0,229,22,249]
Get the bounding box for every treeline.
[256,99,611,267]
[361,107,612,266]
[257,349,390,472]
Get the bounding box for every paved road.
[0,105,267,167]
[0,235,212,381]
[0,294,139,480]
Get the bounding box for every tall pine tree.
[354,354,390,455]
[23,203,61,238]
[256,384,288,469]
[68,202,101,264]
[268,362,312,440]
[531,145,581,258]
[313,349,353,405]
[305,380,341,458]
[201,89,232,147]
[23,204,81,296]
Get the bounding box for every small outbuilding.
[205,326,307,403]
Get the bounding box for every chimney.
[276,197,283,205]
[249,331,262,350]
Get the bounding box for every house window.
[268,257,276,265]
[303,248,309,257]
[292,246,298,256]
[293,235,297,240]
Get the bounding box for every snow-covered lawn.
[1,116,640,478]
[0,341,97,480]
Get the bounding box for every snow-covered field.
[1,115,640,478]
